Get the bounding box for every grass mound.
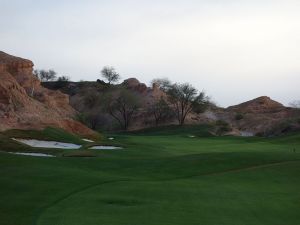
[127,124,214,137]
[3,127,85,144]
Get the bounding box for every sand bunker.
[89,146,122,150]
[8,152,55,157]
[12,138,82,149]
[82,139,94,143]
[240,131,254,137]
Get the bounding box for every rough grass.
[0,125,299,225]
[3,127,85,144]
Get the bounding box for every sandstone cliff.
[0,51,96,137]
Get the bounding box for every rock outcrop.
[123,78,167,104]
[0,51,96,137]
[123,78,149,95]
[222,96,300,136]
[41,73,300,136]
[227,96,285,113]
[186,96,300,136]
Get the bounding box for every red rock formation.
[227,96,285,113]
[123,78,167,104]
[0,51,96,138]
[223,96,299,135]
[123,78,148,94]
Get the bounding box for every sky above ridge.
[1,0,299,107]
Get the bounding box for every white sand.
[8,152,55,157]
[240,131,254,137]
[89,146,122,150]
[12,138,82,149]
[82,139,94,143]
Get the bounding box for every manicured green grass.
[0,126,299,225]
[126,124,214,137]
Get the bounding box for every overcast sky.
[1,0,299,107]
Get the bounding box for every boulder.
[123,78,148,94]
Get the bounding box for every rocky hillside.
[220,96,300,136]
[43,77,171,130]
[43,77,300,136]
[227,96,285,113]
[0,51,96,138]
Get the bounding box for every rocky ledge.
[0,51,96,138]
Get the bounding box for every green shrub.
[255,132,265,137]
[215,120,232,135]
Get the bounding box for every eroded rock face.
[0,51,38,95]
[0,51,96,137]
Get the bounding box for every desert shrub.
[216,120,228,127]
[215,120,232,135]
[255,132,265,137]
[83,91,101,109]
[76,112,114,131]
[54,76,70,88]
[57,76,70,82]
[264,118,300,136]
[235,113,244,120]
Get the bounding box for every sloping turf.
[0,127,299,225]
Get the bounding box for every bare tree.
[86,113,103,130]
[80,91,109,130]
[101,66,120,85]
[34,69,57,81]
[106,89,141,130]
[168,83,209,125]
[151,78,172,91]
[57,76,70,82]
[289,100,300,109]
[148,97,174,125]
